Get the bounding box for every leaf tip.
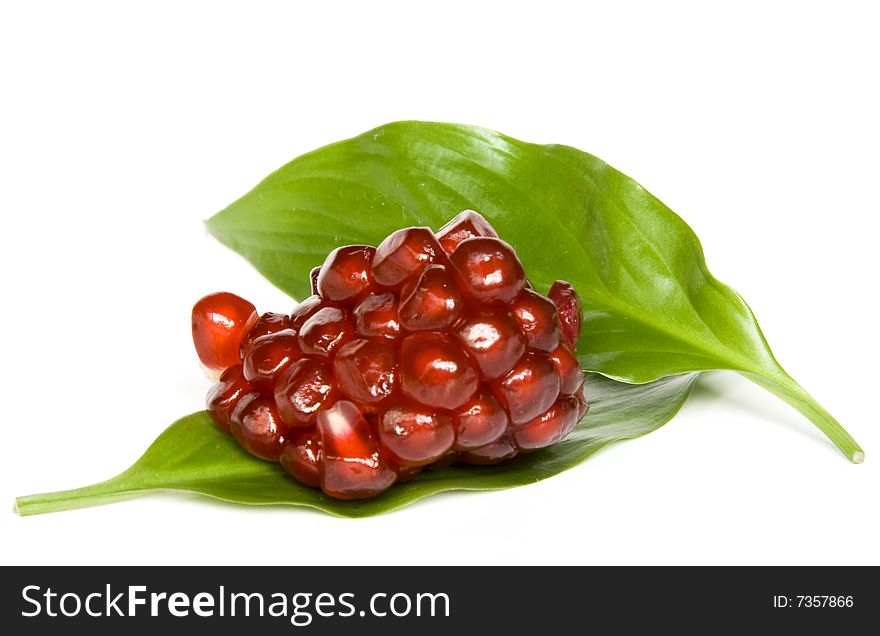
[851,450,865,464]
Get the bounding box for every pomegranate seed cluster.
[191,211,587,499]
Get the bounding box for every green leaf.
[206,121,862,462]
[15,373,697,517]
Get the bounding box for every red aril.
[435,210,499,255]
[548,280,582,349]
[511,289,560,354]
[274,358,339,426]
[206,364,253,432]
[242,329,301,386]
[399,332,478,409]
[280,430,322,488]
[230,392,289,461]
[453,388,509,450]
[297,307,354,357]
[192,292,258,372]
[317,401,397,499]
[454,307,525,380]
[378,402,455,467]
[372,227,444,287]
[492,352,560,424]
[317,245,377,302]
[449,237,526,305]
[398,264,463,330]
[353,292,401,340]
[549,344,584,395]
[512,396,579,450]
[332,339,397,407]
[290,295,324,330]
[461,433,518,465]
[240,312,292,357]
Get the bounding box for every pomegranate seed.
[398,264,463,331]
[549,344,584,395]
[453,387,509,450]
[274,358,339,426]
[379,402,455,467]
[435,210,499,255]
[230,392,289,461]
[399,332,479,409]
[461,433,518,465]
[454,307,526,380]
[206,364,253,432]
[333,339,397,407]
[511,289,560,354]
[317,401,397,499]
[449,237,526,305]
[310,266,321,295]
[289,295,324,330]
[492,352,560,424]
[512,396,579,450]
[317,245,377,302]
[576,387,589,420]
[242,329,301,386]
[548,280,582,349]
[192,292,258,372]
[372,227,444,287]
[240,312,292,357]
[395,465,424,483]
[353,291,400,340]
[280,429,322,488]
[426,451,460,469]
[297,306,354,358]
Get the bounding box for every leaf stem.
[14,475,145,517]
[743,372,864,463]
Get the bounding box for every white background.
[1,0,877,565]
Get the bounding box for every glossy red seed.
[454,307,525,380]
[317,245,377,302]
[453,387,509,450]
[449,237,526,305]
[353,292,400,341]
[398,264,463,331]
[280,429,322,488]
[461,433,518,465]
[206,364,253,432]
[549,344,584,395]
[426,451,459,469]
[492,352,560,424]
[310,266,321,295]
[395,465,423,483]
[242,329,301,386]
[289,295,324,331]
[333,339,397,407]
[548,280,582,349]
[240,312,291,357]
[435,210,499,255]
[379,402,455,467]
[274,358,339,426]
[564,400,584,438]
[230,392,289,461]
[298,307,354,358]
[511,289,561,353]
[399,332,479,409]
[512,396,579,450]
[372,227,444,287]
[317,401,397,499]
[576,386,589,420]
[192,292,258,372]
